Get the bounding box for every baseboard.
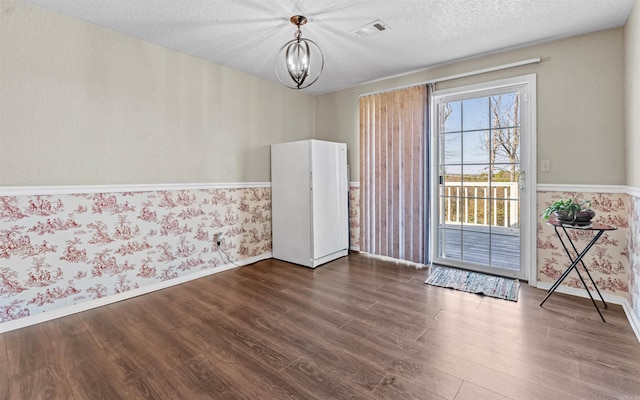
[536,282,640,343]
[536,281,628,305]
[621,301,640,344]
[358,251,428,269]
[0,253,272,333]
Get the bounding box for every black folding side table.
[539,218,617,322]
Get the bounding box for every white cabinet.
[271,140,349,268]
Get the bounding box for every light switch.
[541,159,551,172]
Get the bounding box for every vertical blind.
[359,85,428,264]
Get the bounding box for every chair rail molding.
[0,182,271,196]
[536,183,628,194]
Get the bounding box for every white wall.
[626,0,640,187]
[0,0,316,186]
[316,28,626,185]
[2,1,624,187]
[624,0,640,330]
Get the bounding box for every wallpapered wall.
[629,195,640,322]
[0,184,364,327]
[0,186,272,324]
[537,191,630,299]
[1,184,637,327]
[349,184,361,251]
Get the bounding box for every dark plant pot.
[554,208,596,224]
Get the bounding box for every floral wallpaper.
[629,195,640,322]
[537,191,629,298]
[0,186,272,324]
[349,184,360,251]
[3,184,638,328]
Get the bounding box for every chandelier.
[275,15,324,90]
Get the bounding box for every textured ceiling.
[21,0,636,94]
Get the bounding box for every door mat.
[425,266,520,302]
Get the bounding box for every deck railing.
[442,182,519,228]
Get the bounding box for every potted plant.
[541,198,595,224]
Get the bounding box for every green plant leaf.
[541,198,591,220]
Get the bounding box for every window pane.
[443,192,465,224]
[492,128,520,165]
[442,101,461,133]
[442,132,461,164]
[442,180,461,200]
[442,165,462,184]
[490,232,520,268]
[439,228,462,260]
[462,97,489,131]
[491,93,520,129]
[462,231,490,265]
[462,165,489,185]
[462,130,490,164]
[492,163,520,184]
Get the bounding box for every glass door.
[432,78,533,279]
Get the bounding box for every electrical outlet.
[213,232,223,246]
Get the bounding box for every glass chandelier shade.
[275,16,324,90]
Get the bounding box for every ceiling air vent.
[349,19,390,38]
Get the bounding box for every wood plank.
[176,353,255,399]
[109,355,187,400]
[406,346,582,400]
[433,308,640,378]
[420,310,582,380]
[416,324,624,400]
[230,306,387,392]
[0,361,9,400]
[53,332,125,399]
[455,381,513,400]
[0,335,6,363]
[276,308,463,399]
[193,315,298,371]
[42,315,87,342]
[5,323,53,377]
[372,374,449,400]
[174,321,317,399]
[9,365,79,400]
[283,356,373,399]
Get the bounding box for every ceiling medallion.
[275,15,324,90]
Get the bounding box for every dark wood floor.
[1,253,639,399]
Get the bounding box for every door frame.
[429,74,537,283]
